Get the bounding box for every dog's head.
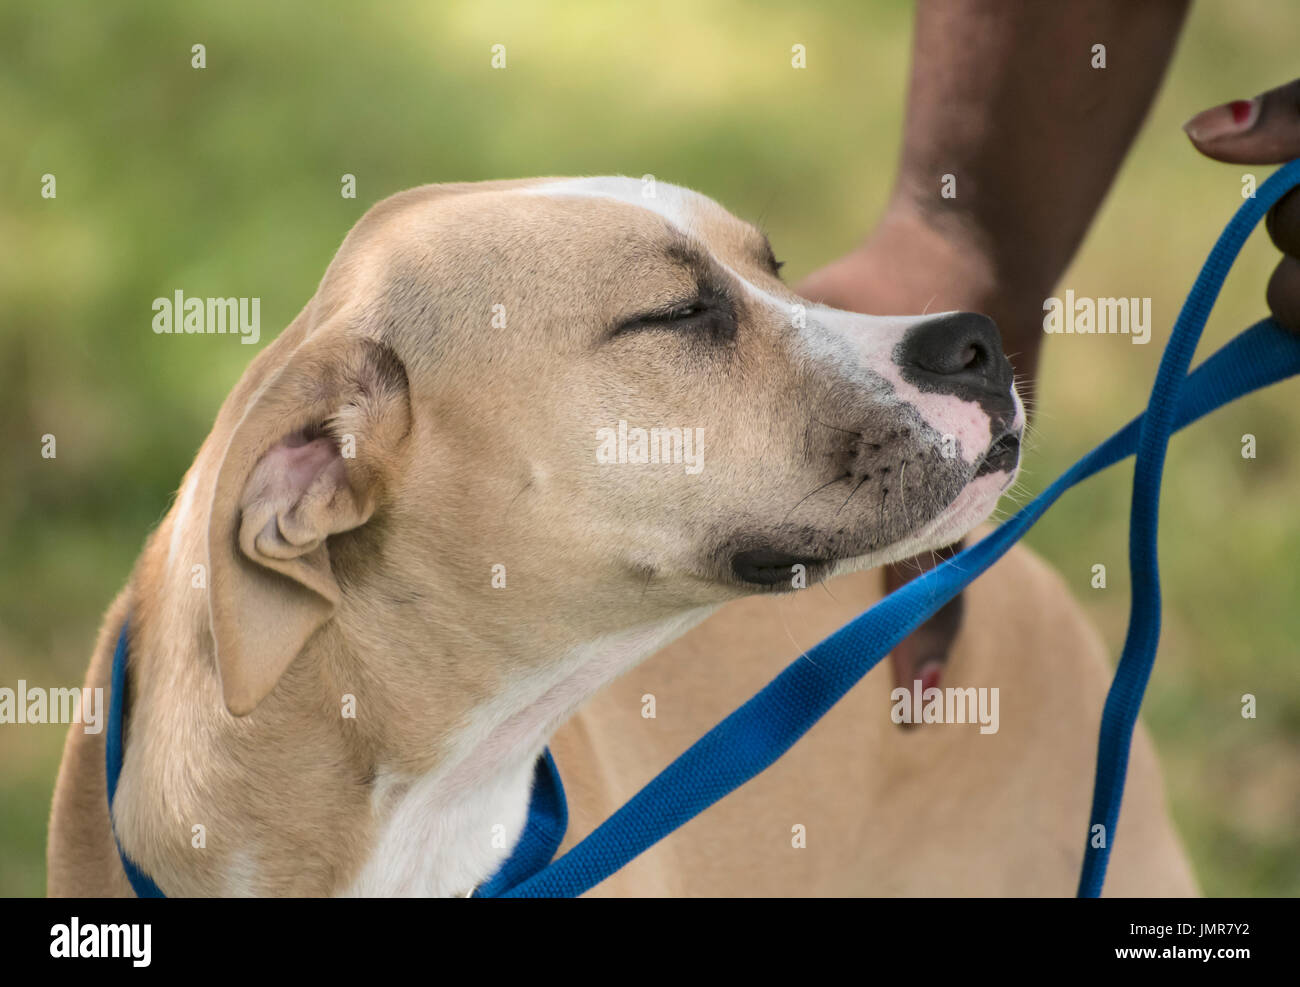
[204,178,1022,713]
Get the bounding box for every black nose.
[895,312,1014,405]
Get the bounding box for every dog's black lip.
[974,431,1022,478]
[731,548,831,586]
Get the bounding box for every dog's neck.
[118,467,717,896]
[339,606,712,896]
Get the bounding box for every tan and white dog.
[47,177,1196,896]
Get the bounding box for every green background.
[2,0,1297,896]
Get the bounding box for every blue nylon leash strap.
[108,160,1300,899]
[1074,159,1300,896]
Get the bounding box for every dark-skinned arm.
[797,0,1190,694]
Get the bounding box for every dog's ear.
[207,336,411,715]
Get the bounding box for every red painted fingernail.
[1229,100,1256,126]
[1182,97,1260,142]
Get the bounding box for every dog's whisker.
[775,596,819,668]
[898,460,909,526]
[785,473,851,521]
[810,418,861,437]
[836,474,871,515]
[817,574,842,605]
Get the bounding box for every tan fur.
[47,178,1195,896]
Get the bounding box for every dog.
[47,177,1196,896]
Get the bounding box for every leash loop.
[1077,157,1300,895]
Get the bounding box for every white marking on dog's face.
[528,178,1018,461]
[520,176,1022,588]
[529,176,705,234]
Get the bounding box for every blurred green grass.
[2,0,1297,896]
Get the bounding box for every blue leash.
[108,160,1300,898]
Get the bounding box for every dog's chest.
[342,759,534,897]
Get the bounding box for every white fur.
[166,473,198,573]
[528,176,706,235]
[343,607,715,896]
[221,848,262,897]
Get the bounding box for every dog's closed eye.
[762,244,784,279]
[618,300,709,329]
[612,287,737,343]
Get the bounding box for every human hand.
[1184,80,1300,332]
